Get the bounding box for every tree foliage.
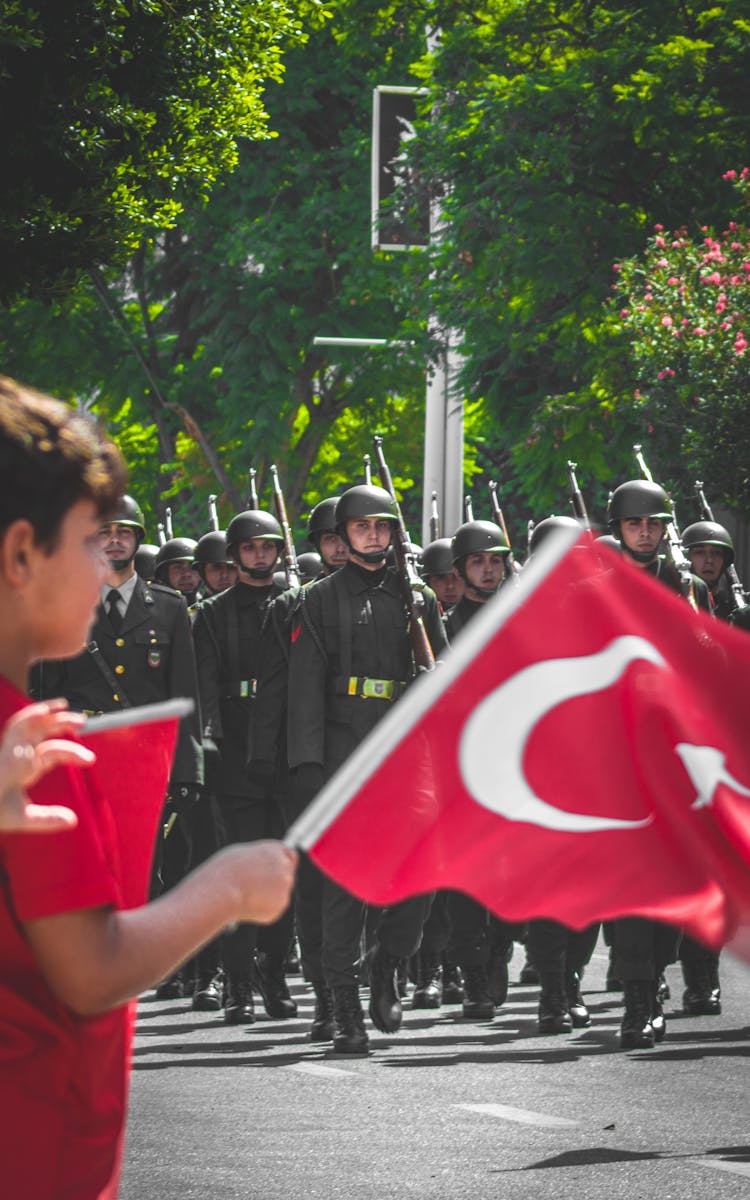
[0,0,318,303]
[409,0,750,519]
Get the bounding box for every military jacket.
[286,560,447,775]
[192,580,283,796]
[444,595,487,643]
[32,577,203,787]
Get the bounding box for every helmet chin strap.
[351,548,388,566]
[622,544,659,565]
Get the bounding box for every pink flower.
[668,276,680,286]
[654,236,665,248]
[734,334,748,354]
[702,271,722,285]
[657,368,676,379]
[723,170,737,181]
[693,327,708,336]
[656,257,669,267]
[620,309,630,318]
[661,315,673,326]
[654,224,664,232]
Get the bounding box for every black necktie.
[107,588,123,633]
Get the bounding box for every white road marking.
[456,1103,578,1128]
[697,1158,750,1179]
[286,1062,357,1079]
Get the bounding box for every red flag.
[287,531,750,950]
[78,700,191,908]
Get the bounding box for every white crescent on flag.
[459,635,661,831]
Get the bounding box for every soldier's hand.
[221,841,298,925]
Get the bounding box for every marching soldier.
[442,520,521,1021]
[192,508,296,1026]
[420,537,464,613]
[154,536,201,603]
[607,479,710,1048]
[192,529,238,599]
[286,484,447,1054]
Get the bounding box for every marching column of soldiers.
[30,448,750,1054]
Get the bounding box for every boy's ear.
[0,520,38,587]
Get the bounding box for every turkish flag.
[286,531,750,950]
[79,700,191,908]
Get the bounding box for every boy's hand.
[0,700,96,833]
[223,841,298,925]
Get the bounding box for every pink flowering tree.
[613,170,750,507]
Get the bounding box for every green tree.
[0,0,318,303]
[409,0,750,519]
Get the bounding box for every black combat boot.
[224,976,255,1025]
[192,970,224,1012]
[682,960,721,1015]
[155,970,185,1000]
[254,952,298,1019]
[538,972,573,1034]
[518,949,539,985]
[441,958,464,1004]
[620,979,654,1049]
[460,964,495,1020]
[606,946,623,992]
[487,943,510,1007]
[332,985,369,1055]
[310,983,334,1042]
[565,970,591,1029]
[651,979,666,1043]
[411,951,442,1009]
[368,945,403,1033]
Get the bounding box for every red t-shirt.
[0,677,131,1200]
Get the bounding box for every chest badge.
[147,648,162,668]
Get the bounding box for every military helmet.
[154,537,198,581]
[681,520,735,566]
[226,509,283,556]
[134,542,159,581]
[451,520,510,563]
[421,537,455,578]
[107,494,146,542]
[528,515,581,556]
[307,497,341,541]
[193,529,233,567]
[607,480,671,527]
[335,485,398,526]
[297,550,323,582]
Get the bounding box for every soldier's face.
[98,522,137,569]
[318,530,348,569]
[428,569,464,609]
[204,561,237,593]
[237,538,279,583]
[166,560,200,595]
[619,517,664,560]
[464,552,504,594]
[346,518,392,561]
[689,544,725,586]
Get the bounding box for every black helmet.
[107,494,146,543]
[297,550,323,582]
[421,538,455,577]
[608,480,671,527]
[451,520,510,563]
[193,530,233,567]
[334,485,399,526]
[134,542,159,581]
[226,509,283,558]
[307,497,341,542]
[154,537,198,582]
[681,520,735,566]
[528,515,582,556]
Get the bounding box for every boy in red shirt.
[0,377,297,1199]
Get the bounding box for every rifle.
[207,494,220,533]
[157,522,167,547]
[488,480,520,577]
[363,454,372,485]
[566,461,591,530]
[372,434,435,671]
[464,494,474,522]
[633,444,698,610]
[270,465,301,590]
[247,467,259,509]
[429,491,440,542]
[164,506,174,540]
[695,480,748,608]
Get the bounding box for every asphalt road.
[121,936,750,1200]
